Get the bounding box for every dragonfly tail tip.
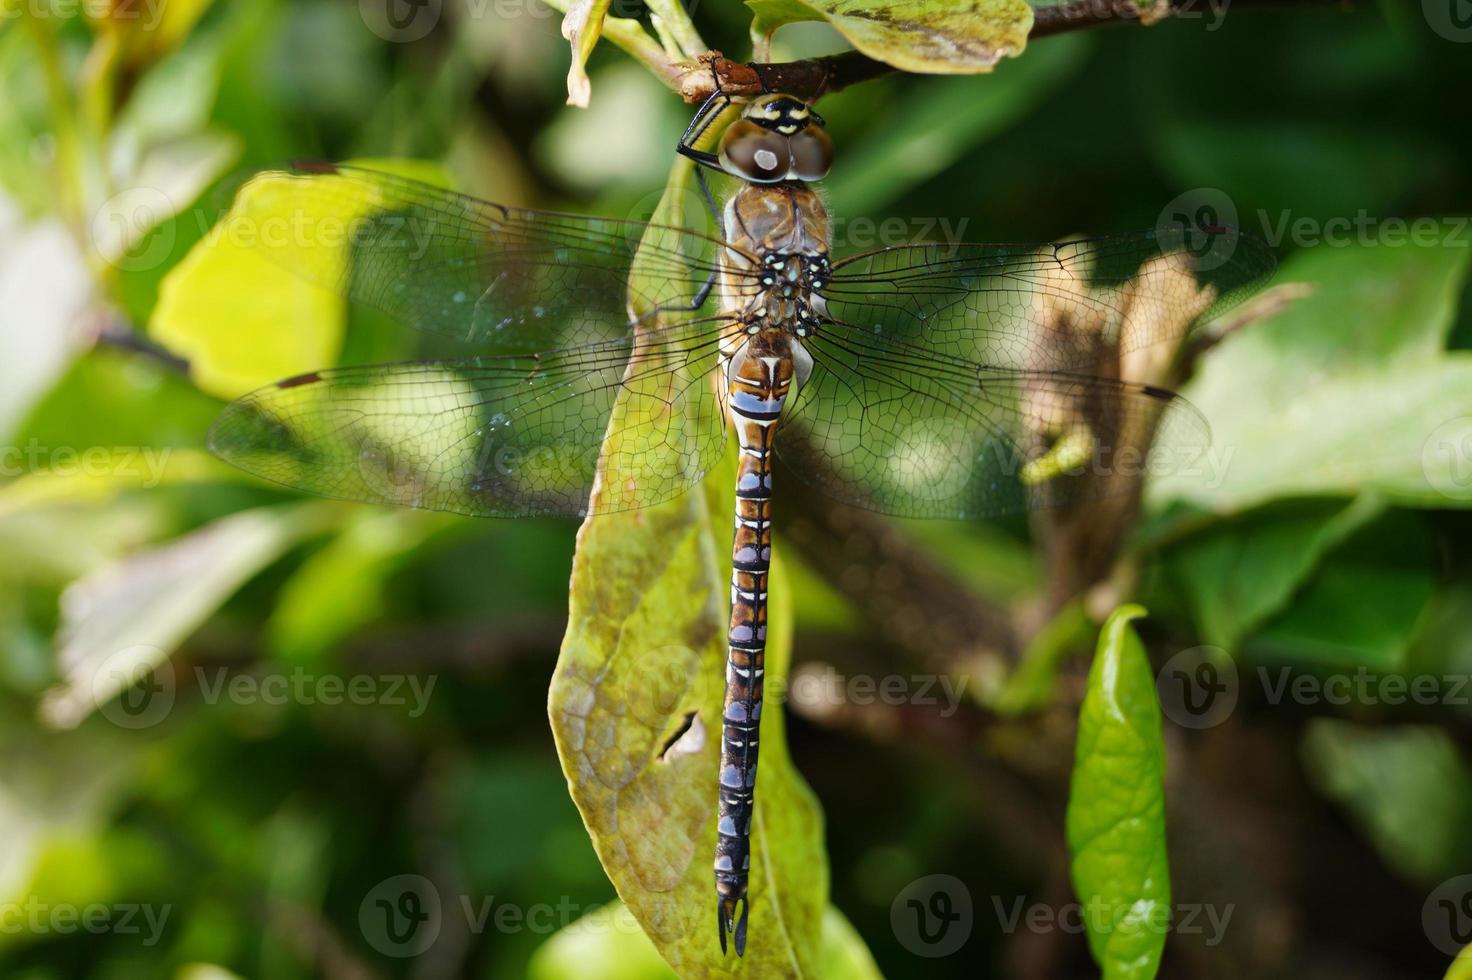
[716,894,748,956]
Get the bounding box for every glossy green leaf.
[549,159,831,976]
[1067,605,1170,980]
[1149,242,1472,512]
[747,0,1032,75]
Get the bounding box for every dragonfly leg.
[689,268,717,311]
[676,89,729,172]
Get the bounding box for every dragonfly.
[207,93,1274,958]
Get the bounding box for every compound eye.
[719,120,791,183]
[788,126,833,182]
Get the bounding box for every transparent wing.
[220,162,755,353]
[778,323,1210,519]
[208,322,733,518]
[824,227,1276,372]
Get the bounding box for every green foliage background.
[1,0,1471,978]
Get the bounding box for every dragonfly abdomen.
[714,333,797,956]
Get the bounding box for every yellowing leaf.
[747,0,1032,74]
[150,202,344,401]
[562,0,614,107]
[150,158,451,399]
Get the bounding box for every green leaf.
[1067,605,1170,980]
[1149,241,1472,512]
[1301,720,1472,882]
[528,901,880,980]
[1167,496,1384,651]
[1446,942,1472,980]
[747,0,1032,75]
[37,503,338,730]
[825,35,1090,216]
[1244,510,1436,671]
[529,901,678,980]
[150,158,451,399]
[267,509,451,665]
[549,159,828,975]
[1148,241,1472,512]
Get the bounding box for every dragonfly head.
[718,94,832,185]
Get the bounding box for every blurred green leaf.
[0,215,92,434]
[1154,120,1444,223]
[1243,510,1436,671]
[151,158,450,398]
[747,0,1032,75]
[825,35,1089,216]
[1167,496,1384,651]
[528,901,678,980]
[38,503,338,729]
[0,719,141,910]
[1301,720,1472,882]
[0,448,224,519]
[1447,942,1472,980]
[1150,242,1472,512]
[528,901,881,980]
[267,508,449,665]
[815,905,884,978]
[1067,605,1170,980]
[992,598,1092,715]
